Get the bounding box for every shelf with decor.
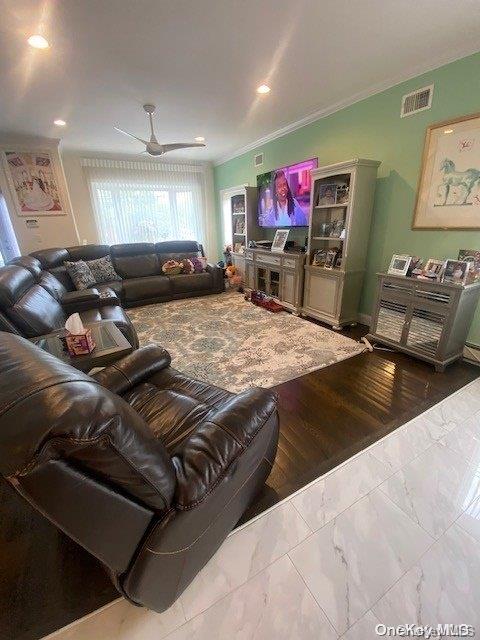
[314,203,349,209]
[312,236,345,242]
[229,186,258,272]
[302,158,381,329]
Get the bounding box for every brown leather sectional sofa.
[31,240,224,307]
[0,241,224,348]
[0,334,279,613]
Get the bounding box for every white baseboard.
[464,343,480,366]
[358,313,372,328]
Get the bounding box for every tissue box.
[65,329,96,356]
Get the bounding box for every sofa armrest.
[205,263,224,292]
[172,387,278,509]
[92,345,172,394]
[62,287,120,313]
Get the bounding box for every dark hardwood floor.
[1,324,478,640]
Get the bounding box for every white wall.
[0,134,80,253]
[61,150,99,244]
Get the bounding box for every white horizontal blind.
[82,158,210,254]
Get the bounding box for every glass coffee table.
[31,321,133,372]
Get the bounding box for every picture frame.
[457,249,480,282]
[0,148,67,216]
[336,184,349,205]
[317,183,337,207]
[312,249,327,267]
[388,254,412,276]
[413,112,480,230]
[423,258,445,279]
[324,248,339,269]
[441,259,470,285]
[407,256,423,277]
[271,229,289,253]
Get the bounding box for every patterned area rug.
[127,292,365,392]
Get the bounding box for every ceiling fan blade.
[114,127,149,145]
[161,142,206,153]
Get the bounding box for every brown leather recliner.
[0,333,279,613]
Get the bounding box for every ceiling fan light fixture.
[114,105,206,156]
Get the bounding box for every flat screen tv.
[257,158,318,228]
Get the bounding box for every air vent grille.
[254,153,264,167]
[401,84,433,117]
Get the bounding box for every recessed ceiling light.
[194,136,205,143]
[27,35,50,49]
[257,84,271,94]
[444,129,453,134]
[54,119,66,127]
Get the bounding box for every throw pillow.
[64,260,96,291]
[191,256,207,273]
[87,255,121,283]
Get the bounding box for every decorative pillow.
[180,258,194,274]
[64,260,96,291]
[191,257,207,273]
[162,259,183,275]
[87,255,121,283]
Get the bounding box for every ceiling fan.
[114,104,205,156]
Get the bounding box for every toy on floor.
[225,265,242,290]
[249,290,285,313]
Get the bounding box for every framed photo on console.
[442,259,469,285]
[413,112,480,230]
[388,254,412,276]
[423,258,445,280]
[271,229,289,253]
[458,249,480,282]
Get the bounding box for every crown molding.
[214,44,480,167]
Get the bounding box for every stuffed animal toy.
[162,260,182,275]
[180,258,195,274]
[225,264,242,290]
[225,265,236,279]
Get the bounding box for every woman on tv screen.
[262,169,308,227]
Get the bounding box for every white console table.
[243,248,306,314]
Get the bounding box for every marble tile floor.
[44,377,480,640]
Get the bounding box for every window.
[83,158,209,252]
[0,192,20,265]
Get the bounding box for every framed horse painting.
[413,112,480,229]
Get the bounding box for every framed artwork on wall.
[413,112,480,229]
[0,149,67,216]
